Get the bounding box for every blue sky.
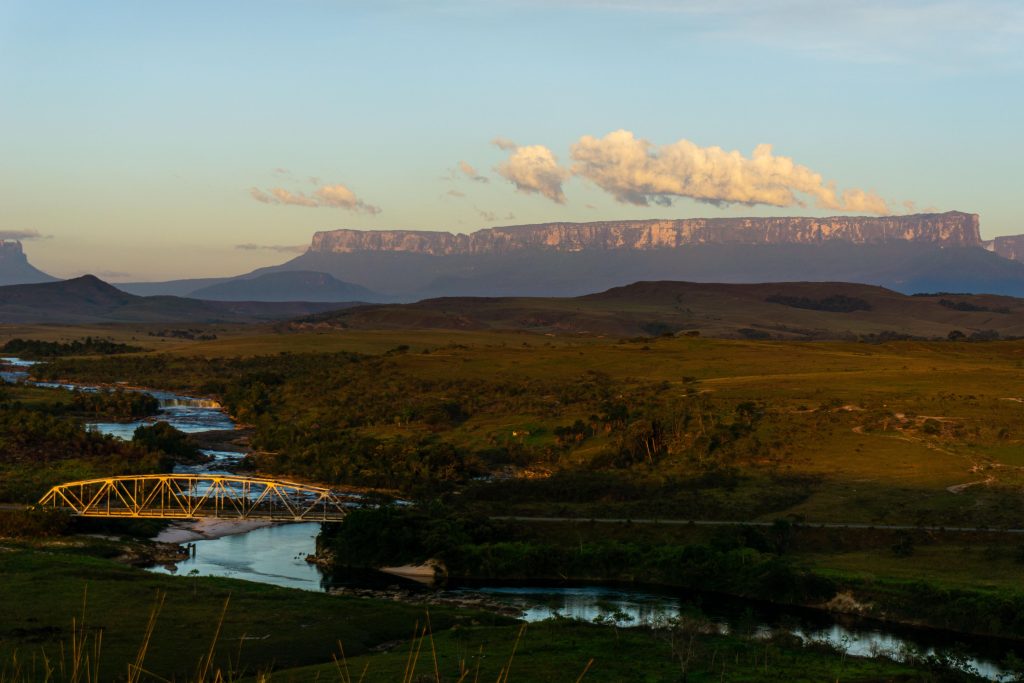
[1,0,1021,280]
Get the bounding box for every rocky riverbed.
[326,585,525,619]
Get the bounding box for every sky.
[0,0,1021,281]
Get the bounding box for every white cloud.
[249,182,380,214]
[271,187,318,207]
[249,188,269,203]
[840,188,890,216]
[314,184,382,214]
[495,144,571,204]
[491,136,519,151]
[569,129,890,214]
[459,160,489,182]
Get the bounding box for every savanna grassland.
[30,328,1024,526]
[6,324,1024,680]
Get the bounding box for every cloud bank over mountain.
[493,129,892,214]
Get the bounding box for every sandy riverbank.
[154,518,276,544]
[379,559,445,585]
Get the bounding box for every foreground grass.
[0,544,983,682]
[0,548,506,681]
[269,621,934,683]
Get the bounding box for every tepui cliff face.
[308,211,982,256]
[986,235,1024,262]
[0,240,56,286]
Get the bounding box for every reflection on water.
[1,357,37,367]
[149,523,326,591]
[1,357,234,438]
[453,584,1010,679]
[177,450,245,476]
[87,395,235,438]
[454,585,680,625]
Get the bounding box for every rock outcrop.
[0,240,57,286]
[986,235,1024,262]
[309,211,982,255]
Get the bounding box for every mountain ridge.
[0,275,358,324]
[309,211,982,255]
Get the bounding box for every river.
[2,357,1017,679]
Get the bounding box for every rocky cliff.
[308,211,982,255]
[986,235,1024,262]
[0,241,56,286]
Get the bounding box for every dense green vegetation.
[1,336,144,358]
[764,294,872,312]
[131,420,206,464]
[0,384,188,504]
[939,298,1010,314]
[325,506,834,604]
[64,387,161,418]
[323,503,1024,642]
[32,350,819,502]
[0,404,165,502]
[2,383,160,419]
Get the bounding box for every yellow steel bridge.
[38,474,355,522]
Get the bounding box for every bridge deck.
[39,474,355,522]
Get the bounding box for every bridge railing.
[38,475,359,522]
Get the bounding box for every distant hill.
[257,242,1024,301]
[0,241,57,286]
[188,270,379,302]
[116,276,231,297]
[290,281,1024,340]
[0,275,356,324]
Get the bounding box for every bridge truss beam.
[38,475,355,522]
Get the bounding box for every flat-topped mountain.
[0,275,356,324]
[120,211,1024,301]
[0,241,57,286]
[309,211,981,255]
[292,280,1024,341]
[252,211,1024,300]
[987,235,1024,262]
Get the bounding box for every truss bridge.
[38,475,357,522]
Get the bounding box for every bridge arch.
[39,475,356,522]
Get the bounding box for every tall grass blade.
[197,595,231,682]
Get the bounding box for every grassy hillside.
[28,329,1024,528]
[292,281,1024,340]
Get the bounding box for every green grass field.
[0,546,509,681]
[0,545,945,683]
